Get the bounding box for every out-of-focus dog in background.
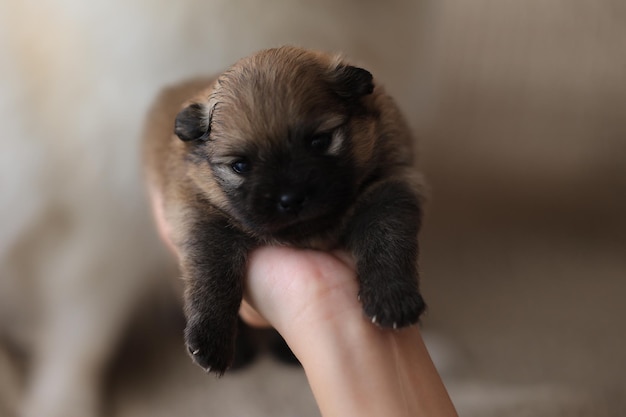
[1,0,625,416]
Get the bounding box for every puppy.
[143,46,426,374]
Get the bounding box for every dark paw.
[359,285,426,328]
[184,317,236,376]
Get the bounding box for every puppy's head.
[176,47,378,239]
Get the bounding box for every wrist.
[286,311,418,417]
[288,321,457,417]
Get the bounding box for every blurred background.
[1,1,625,416]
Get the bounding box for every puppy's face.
[175,47,376,240]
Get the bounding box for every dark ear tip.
[335,65,375,99]
[350,67,374,95]
[174,103,209,142]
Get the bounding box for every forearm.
[284,313,458,417]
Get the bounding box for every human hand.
[241,247,361,341]
[241,246,458,417]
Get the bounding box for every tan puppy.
[144,46,426,374]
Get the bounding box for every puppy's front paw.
[184,317,236,376]
[359,283,426,329]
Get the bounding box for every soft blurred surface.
[1,0,625,416]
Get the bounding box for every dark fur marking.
[344,180,426,327]
[332,65,374,99]
[181,213,255,374]
[222,137,358,242]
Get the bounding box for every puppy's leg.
[345,180,426,328]
[179,215,253,375]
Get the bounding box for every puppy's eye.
[309,132,333,152]
[231,158,251,174]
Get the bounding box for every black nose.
[277,192,306,214]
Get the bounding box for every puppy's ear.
[330,65,374,99]
[175,103,210,142]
